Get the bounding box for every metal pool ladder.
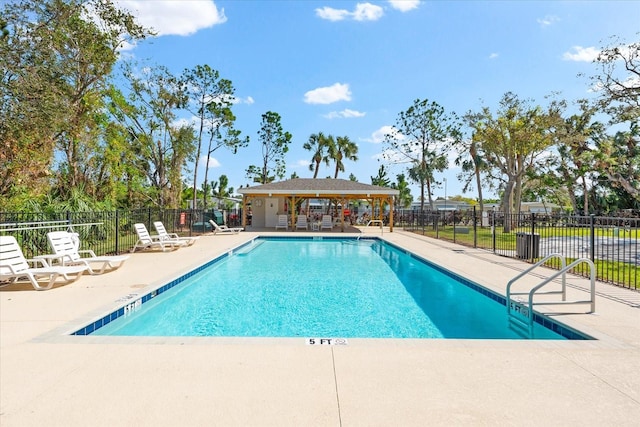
[506,253,596,337]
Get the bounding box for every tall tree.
[0,0,148,206]
[303,132,333,178]
[114,64,195,207]
[457,113,494,213]
[593,125,640,206]
[329,136,358,179]
[371,165,391,187]
[384,99,461,211]
[181,65,245,210]
[469,92,556,230]
[246,111,292,184]
[549,99,604,214]
[589,34,639,122]
[392,174,413,209]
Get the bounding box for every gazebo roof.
[237,178,399,198]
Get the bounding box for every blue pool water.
[88,238,587,339]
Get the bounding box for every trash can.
[516,232,540,259]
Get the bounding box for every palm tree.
[303,132,333,178]
[371,165,391,187]
[330,136,358,179]
[392,174,413,210]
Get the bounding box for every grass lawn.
[407,224,638,290]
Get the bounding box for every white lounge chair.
[153,221,199,246]
[131,223,183,252]
[295,215,309,230]
[321,215,333,230]
[275,215,289,230]
[0,235,88,290]
[42,231,129,274]
[208,220,243,235]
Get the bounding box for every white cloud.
[295,159,310,169]
[316,3,384,22]
[324,109,366,119]
[388,0,420,12]
[304,83,352,104]
[115,0,227,36]
[563,46,600,62]
[353,3,384,21]
[489,52,499,59]
[315,6,351,21]
[231,96,255,105]
[363,125,403,143]
[202,155,221,169]
[537,15,560,27]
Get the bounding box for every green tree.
[0,17,8,38]
[303,132,333,178]
[391,174,413,209]
[371,165,391,187]
[114,64,195,207]
[329,136,358,178]
[0,0,148,206]
[104,86,155,208]
[593,125,640,207]
[589,34,639,122]
[384,99,460,211]
[549,99,604,214]
[246,111,292,184]
[181,65,246,210]
[468,93,556,229]
[457,113,494,213]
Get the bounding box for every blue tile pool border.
[72,236,593,340]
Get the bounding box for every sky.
[113,0,640,201]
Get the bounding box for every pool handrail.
[507,253,596,336]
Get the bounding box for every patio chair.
[0,235,88,290]
[295,215,309,230]
[153,221,199,246]
[321,215,333,230]
[131,223,183,252]
[275,215,289,230]
[208,220,243,235]
[42,231,129,275]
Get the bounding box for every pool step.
[234,240,265,256]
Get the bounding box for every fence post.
[473,206,477,248]
[492,210,496,254]
[590,214,595,262]
[115,210,120,255]
[147,208,152,230]
[530,212,536,262]
[453,210,457,243]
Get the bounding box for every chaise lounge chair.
[153,221,199,246]
[0,235,88,290]
[208,220,243,235]
[131,223,183,252]
[295,215,309,230]
[42,231,129,275]
[321,215,333,230]
[275,215,289,230]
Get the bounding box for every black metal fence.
[398,208,639,290]
[0,208,243,259]
[3,206,637,290]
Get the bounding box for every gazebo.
[237,178,400,232]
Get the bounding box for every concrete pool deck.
[1,228,639,426]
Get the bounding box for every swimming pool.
[78,237,590,340]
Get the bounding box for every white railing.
[507,253,596,336]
